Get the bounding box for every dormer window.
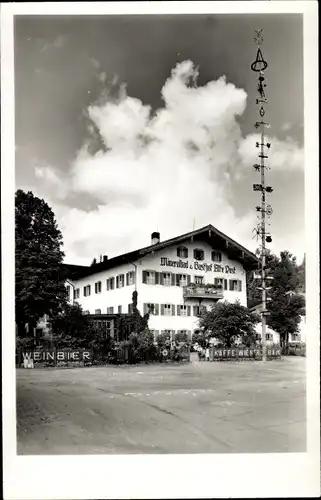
[211,251,222,262]
[193,248,204,261]
[177,246,188,258]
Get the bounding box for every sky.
[14,13,304,265]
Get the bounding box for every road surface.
[16,356,306,454]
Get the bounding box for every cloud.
[33,60,304,264]
[238,134,304,171]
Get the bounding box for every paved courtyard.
[16,356,306,454]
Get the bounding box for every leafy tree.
[266,251,305,351]
[192,329,208,348]
[15,190,67,336]
[128,329,157,363]
[246,248,279,308]
[156,332,171,350]
[199,301,260,348]
[116,291,149,341]
[175,331,189,343]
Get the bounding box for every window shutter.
[176,305,180,316]
[160,273,164,285]
[176,274,180,286]
[161,304,165,315]
[143,303,148,315]
[193,306,198,317]
[187,275,191,285]
[229,280,233,291]
[88,285,91,296]
[171,273,176,286]
[177,247,180,257]
[238,280,242,292]
[224,279,227,290]
[126,273,129,286]
[116,276,119,288]
[172,305,175,316]
[187,306,191,316]
[155,272,159,285]
[155,304,159,315]
[142,271,147,284]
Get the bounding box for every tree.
[199,301,260,348]
[116,291,149,341]
[246,248,279,308]
[266,251,305,351]
[192,329,207,348]
[175,331,189,343]
[50,302,90,348]
[15,190,67,336]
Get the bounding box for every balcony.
[183,283,224,300]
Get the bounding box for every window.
[177,246,188,258]
[126,271,135,286]
[162,272,171,286]
[214,278,224,288]
[194,248,204,261]
[193,305,200,317]
[106,277,115,290]
[176,274,188,286]
[224,279,228,291]
[95,309,101,315]
[118,305,122,314]
[144,303,159,315]
[266,333,273,341]
[145,271,155,285]
[95,281,102,294]
[84,310,90,315]
[106,320,113,338]
[200,305,207,313]
[74,288,80,299]
[116,274,125,288]
[177,305,191,317]
[128,303,134,314]
[161,304,174,316]
[211,251,222,262]
[195,276,204,285]
[66,285,70,298]
[107,307,114,314]
[292,333,301,341]
[229,280,242,292]
[83,285,91,297]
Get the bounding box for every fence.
[210,345,281,361]
[287,343,306,357]
[16,344,190,368]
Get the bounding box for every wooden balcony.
[183,284,224,300]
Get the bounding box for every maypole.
[251,30,273,362]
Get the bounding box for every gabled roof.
[63,224,259,279]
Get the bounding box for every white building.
[64,225,259,342]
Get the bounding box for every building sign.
[212,347,281,360]
[18,349,93,365]
[160,257,236,274]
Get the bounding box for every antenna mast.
[251,30,273,362]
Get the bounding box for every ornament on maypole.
[251,29,273,362]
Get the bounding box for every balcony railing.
[183,283,224,299]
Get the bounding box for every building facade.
[64,225,259,342]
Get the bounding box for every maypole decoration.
[251,29,273,362]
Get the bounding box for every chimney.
[151,231,160,245]
[103,255,108,262]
